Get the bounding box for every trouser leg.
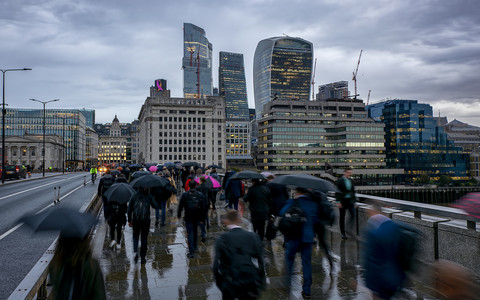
[301,243,313,295]
[140,221,149,259]
[339,206,346,236]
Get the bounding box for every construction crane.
[352,49,363,100]
[311,58,317,101]
[367,89,371,105]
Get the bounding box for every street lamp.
[1,68,32,184]
[56,114,66,174]
[30,98,59,177]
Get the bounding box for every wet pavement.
[97,203,434,300]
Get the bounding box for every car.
[3,165,27,180]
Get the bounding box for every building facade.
[3,108,86,169]
[137,88,226,168]
[368,100,469,182]
[183,23,213,99]
[85,127,99,168]
[3,135,63,170]
[317,81,349,100]
[253,36,313,120]
[257,98,400,184]
[98,116,128,166]
[219,51,249,120]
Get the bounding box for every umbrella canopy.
[130,174,170,190]
[261,171,275,179]
[148,165,158,172]
[453,193,480,219]
[131,170,152,180]
[182,161,200,168]
[271,174,338,193]
[194,175,221,188]
[20,206,97,239]
[129,164,143,169]
[207,164,222,169]
[110,170,121,177]
[103,183,136,204]
[229,171,266,180]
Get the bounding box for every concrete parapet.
[356,204,402,237]
[438,220,480,276]
[391,212,450,263]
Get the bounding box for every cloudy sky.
[1,0,479,126]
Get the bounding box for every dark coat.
[225,177,243,198]
[265,182,289,216]
[280,195,319,243]
[177,189,207,222]
[336,176,356,206]
[243,184,271,221]
[213,227,266,296]
[196,183,213,209]
[97,174,114,196]
[127,192,158,223]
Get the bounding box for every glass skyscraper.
[183,23,213,99]
[367,100,469,182]
[219,51,249,120]
[253,37,313,120]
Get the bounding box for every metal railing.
[8,193,101,300]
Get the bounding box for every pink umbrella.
[194,175,221,189]
[148,165,158,173]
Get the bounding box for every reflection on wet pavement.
[99,205,430,299]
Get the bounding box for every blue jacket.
[225,177,243,198]
[280,195,319,243]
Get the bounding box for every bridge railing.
[8,193,102,300]
[327,191,480,277]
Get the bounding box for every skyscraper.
[317,81,349,100]
[219,51,249,120]
[253,36,313,120]
[183,23,213,99]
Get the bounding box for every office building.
[253,36,313,120]
[85,127,99,168]
[3,135,63,170]
[317,81,349,100]
[183,23,213,98]
[98,116,128,166]
[79,109,95,128]
[367,100,469,182]
[137,83,225,167]
[219,52,249,120]
[257,98,403,185]
[3,108,86,169]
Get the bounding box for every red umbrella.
[453,193,480,219]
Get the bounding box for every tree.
[416,174,431,185]
[438,175,452,186]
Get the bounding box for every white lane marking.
[0,183,95,241]
[0,174,85,201]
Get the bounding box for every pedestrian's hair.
[196,168,203,175]
[369,199,383,212]
[212,168,216,173]
[164,170,171,177]
[119,173,125,178]
[190,169,195,174]
[295,187,309,194]
[345,167,353,172]
[199,176,206,183]
[225,209,240,223]
[267,174,275,180]
[189,180,197,189]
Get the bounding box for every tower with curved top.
[253,37,313,120]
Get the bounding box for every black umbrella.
[130,174,170,190]
[182,161,200,168]
[20,206,97,239]
[110,170,121,177]
[207,164,222,169]
[229,171,266,180]
[271,174,338,193]
[103,183,136,204]
[129,164,143,169]
[131,170,152,180]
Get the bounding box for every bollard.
[84,175,86,186]
[53,187,57,205]
[57,186,61,203]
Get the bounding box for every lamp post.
[30,98,59,177]
[57,114,66,174]
[1,68,32,184]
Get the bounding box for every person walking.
[336,167,356,239]
[243,179,271,241]
[209,168,221,217]
[213,210,266,300]
[155,170,177,226]
[127,187,158,264]
[196,176,213,241]
[224,173,243,210]
[98,170,115,220]
[280,187,319,299]
[178,180,207,258]
[363,202,405,299]
[107,199,127,250]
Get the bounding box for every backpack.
[396,221,420,271]
[187,190,204,215]
[101,175,115,195]
[132,194,151,222]
[222,235,262,298]
[108,202,126,223]
[278,199,307,239]
[309,190,336,226]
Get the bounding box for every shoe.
[161,223,166,227]
[134,252,139,263]
[116,243,121,250]
[141,258,147,264]
[187,253,195,259]
[301,291,311,299]
[201,237,206,243]
[155,219,159,226]
[341,234,347,240]
[109,240,116,249]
